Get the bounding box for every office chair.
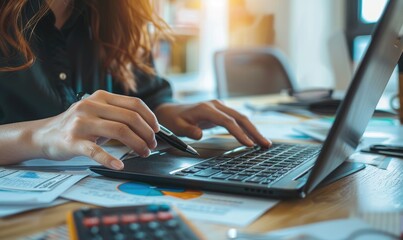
[214,47,296,98]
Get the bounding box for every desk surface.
[1,94,402,239]
[0,157,402,239]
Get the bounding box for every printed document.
[0,168,72,191]
[0,172,88,205]
[62,176,278,226]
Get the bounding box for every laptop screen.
[305,0,403,193]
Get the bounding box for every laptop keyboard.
[173,144,321,185]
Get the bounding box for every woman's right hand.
[33,90,159,170]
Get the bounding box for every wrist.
[28,118,53,159]
[0,118,51,164]
[154,103,176,118]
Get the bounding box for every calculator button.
[121,214,138,224]
[134,231,147,239]
[110,224,120,233]
[146,204,159,212]
[159,204,170,212]
[154,229,167,239]
[91,235,103,240]
[139,213,155,222]
[102,215,119,225]
[166,219,179,228]
[157,212,173,221]
[83,217,100,227]
[114,233,125,240]
[129,223,140,231]
[90,226,100,235]
[148,221,160,229]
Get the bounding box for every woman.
[0,0,270,170]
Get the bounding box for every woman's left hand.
[154,100,271,148]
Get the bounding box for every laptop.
[91,0,403,198]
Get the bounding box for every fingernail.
[193,129,202,139]
[151,139,158,149]
[266,139,272,147]
[246,138,254,146]
[111,160,124,170]
[142,148,151,157]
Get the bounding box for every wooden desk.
[0,157,402,239]
[1,94,401,239]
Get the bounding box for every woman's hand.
[33,90,159,170]
[154,100,271,148]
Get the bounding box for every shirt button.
[59,72,67,80]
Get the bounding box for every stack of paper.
[0,168,88,218]
[0,145,130,218]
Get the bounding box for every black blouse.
[0,0,173,124]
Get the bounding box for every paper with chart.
[62,176,278,226]
[0,168,73,191]
[0,172,88,205]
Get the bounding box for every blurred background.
[152,0,398,102]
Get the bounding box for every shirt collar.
[23,0,86,32]
[61,0,87,32]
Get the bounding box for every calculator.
[67,204,204,240]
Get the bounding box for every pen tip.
[187,145,200,156]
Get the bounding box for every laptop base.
[318,162,365,188]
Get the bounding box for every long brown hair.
[0,0,169,92]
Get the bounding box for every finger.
[213,102,271,147]
[83,119,152,158]
[77,140,124,170]
[173,118,203,140]
[191,105,255,147]
[92,102,157,149]
[92,91,159,132]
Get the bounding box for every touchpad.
[121,138,242,175]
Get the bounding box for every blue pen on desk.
[76,93,199,156]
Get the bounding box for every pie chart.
[117,182,203,200]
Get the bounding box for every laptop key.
[228,167,244,171]
[196,164,213,168]
[261,179,275,185]
[181,168,201,174]
[254,173,268,177]
[212,166,226,170]
[194,168,221,177]
[250,166,265,171]
[211,173,233,179]
[174,172,188,176]
[194,165,209,169]
[228,175,249,181]
[246,176,266,183]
